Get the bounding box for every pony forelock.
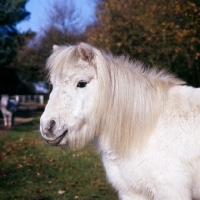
[46,45,79,82]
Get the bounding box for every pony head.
[40,42,184,154]
[40,43,105,150]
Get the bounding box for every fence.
[13,95,44,104]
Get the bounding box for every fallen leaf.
[36,172,40,176]
[16,164,23,169]
[58,190,66,194]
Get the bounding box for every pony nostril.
[48,120,56,132]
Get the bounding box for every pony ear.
[53,45,59,51]
[77,43,94,63]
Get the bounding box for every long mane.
[47,43,185,155]
[92,46,185,155]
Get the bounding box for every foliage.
[87,0,200,86]
[0,115,117,199]
[0,0,30,68]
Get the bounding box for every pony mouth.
[46,130,68,146]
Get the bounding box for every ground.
[0,101,44,136]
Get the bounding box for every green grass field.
[0,115,117,200]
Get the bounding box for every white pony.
[1,95,18,127]
[40,43,200,200]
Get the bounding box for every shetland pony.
[1,95,18,127]
[40,43,200,200]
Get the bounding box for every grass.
[0,115,117,200]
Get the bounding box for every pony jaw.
[45,129,68,146]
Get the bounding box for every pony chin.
[61,123,96,150]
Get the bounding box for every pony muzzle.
[40,118,68,146]
[46,129,68,146]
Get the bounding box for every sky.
[17,0,96,33]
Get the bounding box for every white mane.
[46,43,185,155]
[94,50,185,154]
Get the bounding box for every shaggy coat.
[40,43,200,200]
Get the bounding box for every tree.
[0,0,30,68]
[87,0,200,86]
[0,0,35,94]
[14,0,86,87]
[45,0,81,36]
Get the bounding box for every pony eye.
[77,81,87,88]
